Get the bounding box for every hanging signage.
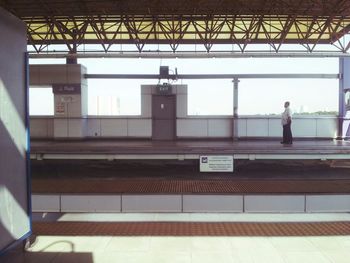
[156,83,172,95]
[53,84,81,94]
[200,155,234,172]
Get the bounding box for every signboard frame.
[200,155,234,172]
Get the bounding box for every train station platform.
[31,157,350,214]
[30,139,350,160]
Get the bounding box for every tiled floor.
[2,235,350,263]
[2,213,350,263]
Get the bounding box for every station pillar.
[339,58,350,139]
[233,78,240,140]
[29,64,88,138]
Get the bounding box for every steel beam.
[84,73,339,80]
[28,51,350,59]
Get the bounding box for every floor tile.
[3,232,350,263]
[322,250,350,263]
[93,251,149,263]
[104,236,151,252]
[229,237,276,252]
[330,236,350,249]
[148,252,191,263]
[307,236,345,251]
[282,251,332,263]
[191,237,232,251]
[270,237,318,252]
[150,237,192,252]
[250,251,285,263]
[191,252,235,263]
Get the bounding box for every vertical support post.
[233,78,240,140]
[66,46,77,64]
[339,58,350,139]
[24,52,32,237]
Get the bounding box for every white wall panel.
[30,119,49,138]
[268,119,282,137]
[61,195,121,212]
[128,119,152,137]
[208,119,232,137]
[100,119,128,137]
[68,119,85,138]
[32,195,60,212]
[53,118,68,138]
[122,195,182,212]
[183,195,243,212]
[292,119,317,137]
[245,195,305,212]
[306,195,350,212]
[86,118,101,137]
[246,119,269,137]
[177,119,208,137]
[237,119,247,137]
[316,119,337,138]
[30,116,338,139]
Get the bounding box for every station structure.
[1,0,350,257]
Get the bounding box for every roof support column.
[339,58,350,139]
[233,78,239,140]
[66,42,77,64]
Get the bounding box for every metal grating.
[33,221,350,236]
[1,0,350,54]
[32,178,350,194]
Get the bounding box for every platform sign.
[200,155,234,172]
[53,84,81,94]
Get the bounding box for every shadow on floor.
[0,236,94,263]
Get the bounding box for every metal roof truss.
[25,14,350,54]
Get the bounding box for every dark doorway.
[152,95,176,140]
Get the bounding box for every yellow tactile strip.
[32,178,350,194]
[33,222,350,236]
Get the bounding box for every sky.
[29,57,339,116]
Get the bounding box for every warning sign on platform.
[200,155,234,172]
[55,102,65,115]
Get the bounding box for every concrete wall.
[0,8,30,253]
[177,117,233,138]
[177,116,337,139]
[237,116,337,138]
[32,193,350,213]
[30,116,338,139]
[30,117,151,138]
